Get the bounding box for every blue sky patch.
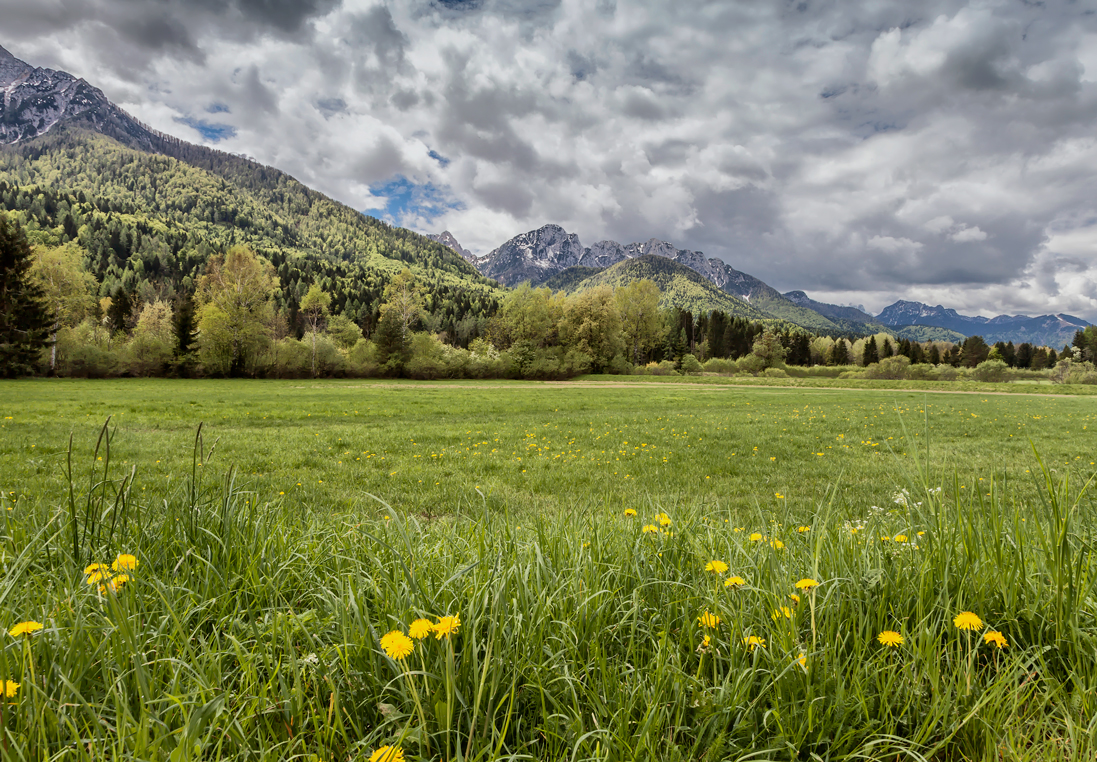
[367,175,460,226]
[175,117,237,142]
[428,149,450,167]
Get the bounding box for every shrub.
[862,355,911,380]
[972,358,1009,383]
[702,357,737,375]
[680,354,703,375]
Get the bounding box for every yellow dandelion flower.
[624,509,637,517]
[84,563,109,586]
[789,593,801,604]
[953,611,983,631]
[2,680,18,698]
[794,578,820,590]
[893,535,908,543]
[380,630,414,660]
[797,652,807,668]
[698,611,721,629]
[749,532,763,542]
[705,560,729,574]
[877,630,903,647]
[111,554,138,572]
[408,619,433,639]
[7,621,43,637]
[369,745,405,762]
[99,574,130,594]
[770,539,785,550]
[434,613,461,640]
[743,635,766,651]
[879,535,890,542]
[771,606,793,621]
[797,525,811,533]
[656,512,672,527]
[983,631,1008,649]
[641,524,658,534]
[724,576,746,588]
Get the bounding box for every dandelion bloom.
[771,606,792,621]
[724,576,746,588]
[794,578,820,591]
[788,593,801,604]
[743,635,766,651]
[380,630,414,660]
[797,652,807,668]
[84,563,109,585]
[797,526,811,533]
[641,524,658,534]
[770,539,785,550]
[705,560,729,574]
[2,680,18,698]
[983,631,1008,649]
[877,630,904,647]
[893,535,908,543]
[369,746,404,762]
[99,574,130,594]
[8,621,43,637]
[112,554,138,572]
[953,612,983,631]
[624,509,637,517]
[656,512,672,527]
[698,611,721,629]
[408,619,433,639]
[434,614,461,640]
[749,532,763,542]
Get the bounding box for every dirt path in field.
[302,381,1089,399]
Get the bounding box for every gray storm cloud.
[1,0,1095,318]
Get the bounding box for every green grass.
[0,379,1095,760]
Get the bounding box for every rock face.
[426,231,477,264]
[477,224,773,302]
[877,300,1090,346]
[0,44,158,148]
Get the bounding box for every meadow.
[0,378,1095,761]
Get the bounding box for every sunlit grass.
[0,379,1095,759]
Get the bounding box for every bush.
[680,354,703,375]
[645,361,678,376]
[862,356,911,380]
[737,354,765,375]
[762,367,788,378]
[702,358,738,375]
[972,359,1009,383]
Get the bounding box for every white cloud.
[2,0,1097,319]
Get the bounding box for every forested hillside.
[0,126,501,338]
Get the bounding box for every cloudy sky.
[4,0,1097,318]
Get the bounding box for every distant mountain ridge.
[427,231,477,264]
[877,300,1088,347]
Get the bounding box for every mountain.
[568,256,776,320]
[0,46,500,334]
[783,291,875,325]
[427,231,477,264]
[877,301,1089,347]
[476,224,848,333]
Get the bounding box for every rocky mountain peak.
[427,231,477,264]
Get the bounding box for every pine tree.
[862,336,879,366]
[0,215,54,377]
[830,338,849,365]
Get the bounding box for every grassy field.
[0,378,1095,760]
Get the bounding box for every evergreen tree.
[909,342,924,364]
[0,214,54,376]
[373,308,409,374]
[1031,347,1049,370]
[862,336,879,366]
[928,344,941,365]
[960,335,990,367]
[1015,342,1034,369]
[830,338,849,365]
[880,337,894,359]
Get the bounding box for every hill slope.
[877,300,1089,346]
[568,256,775,321]
[0,46,501,333]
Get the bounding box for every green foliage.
[195,246,276,376]
[0,128,502,337]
